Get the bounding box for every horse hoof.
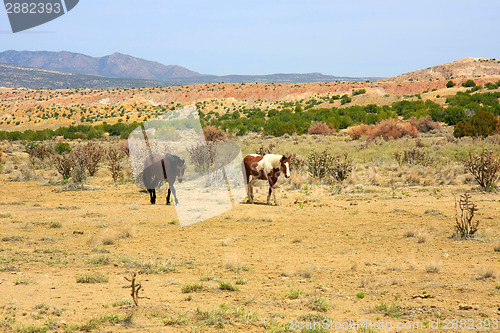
[166,202,171,206]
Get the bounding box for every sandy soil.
[0,160,499,332]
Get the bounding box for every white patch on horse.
[285,161,290,178]
[256,154,282,175]
[249,154,261,157]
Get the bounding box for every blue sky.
[1,0,499,77]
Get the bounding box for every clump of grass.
[416,229,429,243]
[199,274,215,281]
[1,235,24,242]
[224,258,250,273]
[181,283,204,293]
[168,220,178,225]
[235,279,247,285]
[101,236,115,245]
[356,292,365,299]
[15,278,30,285]
[403,230,416,238]
[476,266,499,280]
[130,261,178,274]
[40,236,54,242]
[425,261,441,273]
[0,213,11,218]
[374,302,402,318]
[296,265,314,278]
[49,222,62,228]
[91,247,110,253]
[163,314,188,326]
[218,281,239,291]
[309,296,329,312]
[285,289,302,300]
[88,255,111,266]
[112,299,133,307]
[76,272,108,284]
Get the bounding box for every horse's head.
[280,155,291,178]
[177,158,185,183]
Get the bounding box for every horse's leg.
[248,177,255,204]
[267,178,273,205]
[169,181,179,205]
[148,189,156,204]
[268,176,278,205]
[273,183,278,206]
[166,188,171,205]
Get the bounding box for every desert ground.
[0,129,499,333]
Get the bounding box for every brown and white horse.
[242,154,291,205]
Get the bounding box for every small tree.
[462,79,476,88]
[331,153,353,182]
[107,146,124,182]
[52,152,75,181]
[454,192,479,239]
[340,94,352,105]
[203,126,226,142]
[446,80,456,88]
[55,142,72,154]
[79,142,104,176]
[464,147,499,191]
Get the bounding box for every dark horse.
[242,154,291,205]
[143,153,185,205]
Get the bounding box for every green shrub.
[485,82,498,90]
[55,142,71,154]
[462,79,476,88]
[340,94,352,105]
[454,110,499,138]
[446,80,456,88]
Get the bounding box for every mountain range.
[0,50,378,89]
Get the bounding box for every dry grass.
[476,266,499,280]
[425,261,442,273]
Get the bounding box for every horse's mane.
[256,154,283,175]
[166,153,184,165]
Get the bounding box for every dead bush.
[307,149,334,179]
[24,141,52,167]
[308,122,335,135]
[107,146,125,182]
[203,125,226,142]
[307,150,353,182]
[409,116,442,133]
[464,147,499,191]
[257,143,275,155]
[349,124,372,140]
[52,152,75,181]
[349,119,420,140]
[454,192,479,239]
[290,153,306,172]
[371,119,419,140]
[394,148,434,166]
[187,142,212,173]
[331,153,353,182]
[76,142,104,176]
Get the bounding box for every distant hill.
[380,57,500,83]
[0,63,166,89]
[0,50,379,88]
[0,50,201,81]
